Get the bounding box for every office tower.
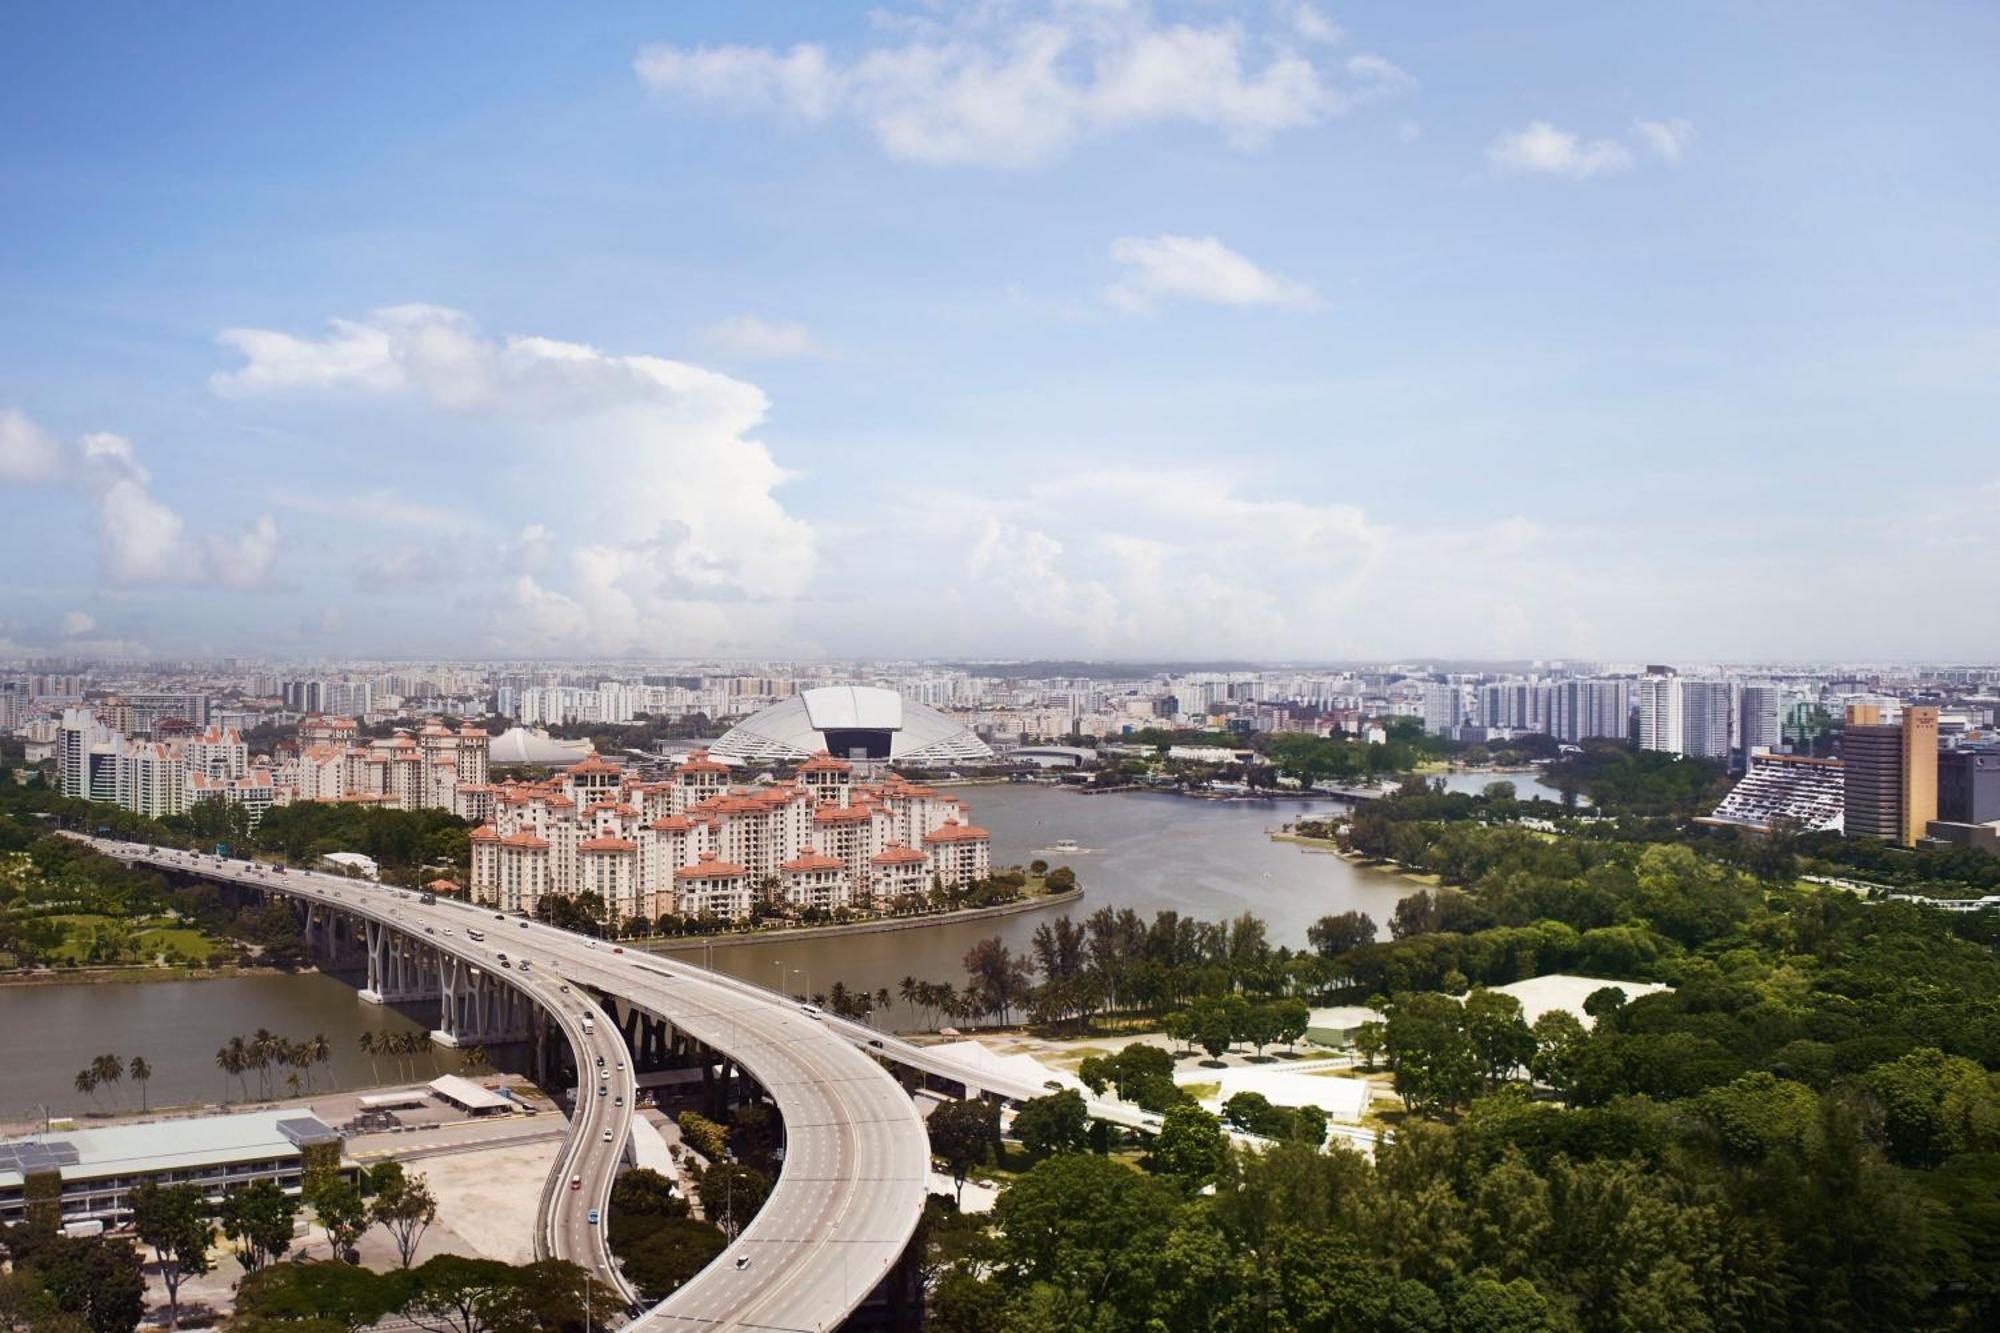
[1902,705,1938,845]
[1739,685,1782,759]
[1637,672,1682,755]
[1843,703,1938,845]
[1680,680,1733,761]
[1938,748,2000,824]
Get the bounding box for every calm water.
[1428,768,1564,802]
[0,787,1426,1106]
[0,971,455,1123]
[690,784,1417,1021]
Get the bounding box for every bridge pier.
[359,920,440,1005]
[432,954,532,1048]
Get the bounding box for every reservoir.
[1,786,1416,1114]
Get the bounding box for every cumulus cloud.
[0,408,67,482]
[0,411,280,590]
[1488,116,1694,179]
[1486,120,1633,179]
[210,305,815,654]
[1633,117,1696,164]
[60,610,95,637]
[704,315,830,361]
[634,2,1413,168]
[1106,235,1320,312]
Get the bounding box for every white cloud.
[60,610,95,637]
[0,411,280,590]
[211,305,815,654]
[267,486,485,534]
[1634,117,1696,164]
[1346,53,1415,92]
[1486,120,1633,179]
[634,3,1412,168]
[1106,234,1320,312]
[704,315,830,361]
[1282,3,1344,45]
[0,408,67,482]
[1488,116,1694,180]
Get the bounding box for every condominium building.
[469,749,992,926]
[1637,672,1682,756]
[1938,747,2000,824]
[1739,685,1783,760]
[1680,680,1734,762]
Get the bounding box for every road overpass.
[73,838,930,1332]
[74,835,1372,1325]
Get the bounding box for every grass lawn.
[43,912,217,965]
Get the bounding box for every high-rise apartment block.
[1680,680,1734,761]
[1637,671,1682,756]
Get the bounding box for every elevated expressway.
[73,838,930,1332]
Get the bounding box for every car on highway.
[800,1004,823,1019]
[519,920,529,929]
[614,1096,623,1106]
[601,1129,613,1142]
[587,1209,600,1226]
[425,926,436,935]
[596,1054,605,1066]
[612,947,624,954]
[734,1255,750,1270]
[569,1174,582,1191]
[599,1085,608,1097]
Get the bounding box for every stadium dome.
[710,686,994,767]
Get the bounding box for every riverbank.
[0,960,303,988]
[638,886,1085,955]
[1265,828,1443,890]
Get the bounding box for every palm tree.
[898,975,919,1016]
[226,1035,252,1100]
[74,1068,100,1108]
[92,1054,124,1105]
[358,1031,380,1083]
[216,1043,238,1103]
[131,1056,152,1111]
[251,1027,277,1097]
[459,1045,490,1074]
[309,1033,334,1091]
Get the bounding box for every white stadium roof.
[710,686,994,767]
[488,727,596,766]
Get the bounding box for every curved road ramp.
[73,836,930,1332]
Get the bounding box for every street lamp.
[772,959,786,997]
[791,967,810,1002]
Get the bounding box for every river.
[0,971,456,1124]
[689,784,1415,1021]
[0,786,1421,1114]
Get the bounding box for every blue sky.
[2,1,1995,662]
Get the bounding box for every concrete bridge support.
[432,954,532,1048]
[359,920,440,1005]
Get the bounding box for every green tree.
[1384,993,1478,1116]
[928,1099,1001,1205]
[1013,1089,1090,1157]
[219,1179,298,1273]
[674,1110,729,1163]
[368,1163,438,1269]
[400,1255,525,1333]
[696,1163,771,1239]
[32,1235,145,1333]
[306,1175,370,1261]
[1526,1010,1589,1107]
[1461,989,1535,1088]
[612,1218,727,1304]
[236,1262,414,1333]
[1153,1104,1226,1186]
[128,1182,213,1330]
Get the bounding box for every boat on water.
[1036,837,1092,854]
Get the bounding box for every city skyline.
[4,2,1998,662]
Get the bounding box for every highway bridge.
[72,836,1373,1327]
[73,837,931,1332]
